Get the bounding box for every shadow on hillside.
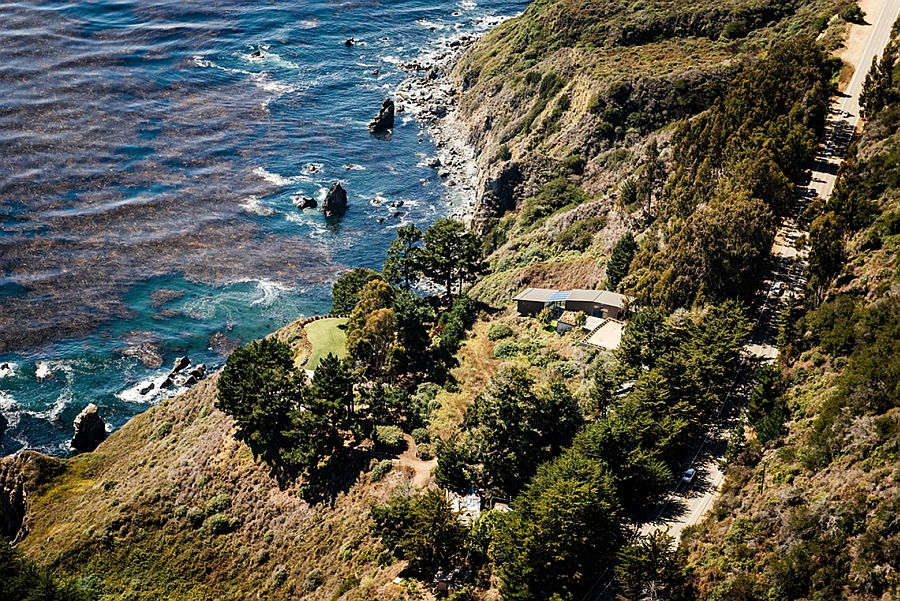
[280,439,412,505]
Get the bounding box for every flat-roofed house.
[590,290,629,319]
[513,288,558,315]
[513,287,630,319]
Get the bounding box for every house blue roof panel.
[547,290,571,302]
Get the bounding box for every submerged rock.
[344,38,355,47]
[71,404,106,452]
[139,382,155,396]
[367,99,395,134]
[295,196,317,210]
[322,182,348,218]
[35,362,52,381]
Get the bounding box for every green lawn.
[304,317,349,369]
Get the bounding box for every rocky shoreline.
[393,16,512,225]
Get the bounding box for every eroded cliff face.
[0,452,64,543]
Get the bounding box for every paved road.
[636,0,900,547]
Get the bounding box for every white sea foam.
[250,72,297,94]
[35,361,53,381]
[240,195,275,216]
[250,279,294,307]
[252,167,309,186]
[0,362,16,378]
[116,374,174,404]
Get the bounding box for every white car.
[842,111,849,118]
[771,281,784,296]
[682,468,696,484]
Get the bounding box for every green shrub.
[411,427,431,444]
[370,459,394,482]
[186,507,205,529]
[498,144,511,161]
[562,153,585,175]
[374,425,405,451]
[722,20,748,39]
[151,421,173,440]
[206,512,231,535]
[272,565,288,587]
[493,339,521,358]
[550,361,579,378]
[537,307,553,325]
[417,443,436,460]
[488,322,514,341]
[840,5,865,23]
[206,493,231,515]
[255,549,270,565]
[304,569,325,592]
[264,530,275,544]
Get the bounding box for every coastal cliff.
[4,0,896,599]
[446,0,851,229]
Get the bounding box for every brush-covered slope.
[680,40,900,600]
[2,322,414,601]
[453,0,854,305]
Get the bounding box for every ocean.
[0,0,525,457]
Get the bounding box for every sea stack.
[71,404,107,452]
[367,98,395,134]
[322,182,348,218]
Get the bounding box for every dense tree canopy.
[492,450,621,601]
[438,365,583,497]
[382,224,423,290]
[419,219,486,300]
[331,268,383,313]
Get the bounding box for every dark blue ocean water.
[0,0,524,456]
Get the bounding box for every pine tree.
[606,232,638,290]
[382,224,423,289]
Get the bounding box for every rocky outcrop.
[367,99,395,133]
[472,161,524,231]
[170,356,190,376]
[322,182,348,218]
[71,404,106,452]
[294,196,317,210]
[0,452,64,542]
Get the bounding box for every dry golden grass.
[6,318,433,601]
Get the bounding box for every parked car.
[842,110,849,118]
[682,468,696,484]
[771,281,784,296]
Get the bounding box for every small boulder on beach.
[322,182,348,218]
[367,98,395,134]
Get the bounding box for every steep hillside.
[681,37,900,600]
[451,0,855,304]
[0,323,418,600]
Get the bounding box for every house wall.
[516,300,547,315]
[565,300,602,316]
[598,304,623,319]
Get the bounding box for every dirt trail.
[396,434,436,488]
